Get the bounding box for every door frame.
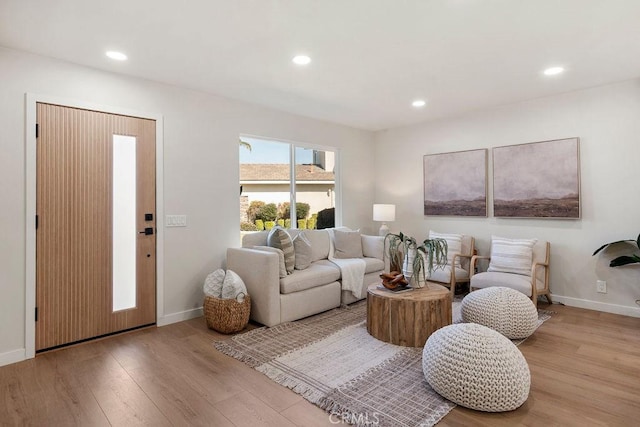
[25,93,165,359]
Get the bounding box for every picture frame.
[423,149,488,216]
[492,137,580,218]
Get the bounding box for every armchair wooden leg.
[545,293,553,304]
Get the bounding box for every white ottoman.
[422,323,530,412]
[462,287,538,339]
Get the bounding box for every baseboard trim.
[157,307,203,327]
[552,295,640,318]
[0,348,26,367]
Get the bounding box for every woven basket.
[203,294,251,334]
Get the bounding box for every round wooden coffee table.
[366,281,452,347]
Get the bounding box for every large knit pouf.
[462,287,538,339]
[422,323,530,412]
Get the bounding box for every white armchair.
[469,237,551,307]
[426,232,475,298]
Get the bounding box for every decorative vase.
[415,251,428,288]
[402,248,426,288]
[402,247,415,280]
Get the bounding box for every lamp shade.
[373,204,396,222]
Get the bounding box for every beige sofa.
[226,229,385,327]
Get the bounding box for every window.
[112,134,137,311]
[239,136,337,232]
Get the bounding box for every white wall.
[374,79,640,317]
[0,47,375,364]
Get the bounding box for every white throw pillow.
[487,236,538,277]
[293,232,313,270]
[203,268,225,297]
[429,231,463,267]
[221,270,248,300]
[252,246,287,278]
[267,226,295,274]
[361,235,384,260]
[333,230,363,259]
[305,230,331,262]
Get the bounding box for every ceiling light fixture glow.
[543,66,564,76]
[412,99,426,108]
[292,55,311,65]
[106,51,127,61]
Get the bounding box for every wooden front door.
[36,103,156,351]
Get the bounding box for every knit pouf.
[462,287,538,339]
[422,323,530,412]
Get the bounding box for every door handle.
[139,227,154,235]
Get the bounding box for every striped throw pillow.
[429,231,463,267]
[267,226,295,274]
[487,236,537,276]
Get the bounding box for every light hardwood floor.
[1,302,639,426]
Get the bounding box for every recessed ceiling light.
[292,55,311,65]
[543,66,564,76]
[106,51,127,61]
[412,99,426,108]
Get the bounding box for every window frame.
[239,134,341,229]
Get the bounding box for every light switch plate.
[166,215,187,227]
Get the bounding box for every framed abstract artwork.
[423,149,488,216]
[492,137,580,218]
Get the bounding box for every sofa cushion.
[267,226,295,274]
[429,231,463,267]
[361,235,384,260]
[471,271,544,297]
[279,261,341,294]
[427,265,469,283]
[304,229,331,262]
[242,231,268,248]
[487,236,537,277]
[363,257,385,274]
[334,230,363,259]
[293,232,313,270]
[252,246,287,278]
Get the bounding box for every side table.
[366,282,452,347]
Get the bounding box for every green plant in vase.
[593,233,640,307]
[593,233,640,266]
[384,232,448,288]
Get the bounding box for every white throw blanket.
[326,229,367,299]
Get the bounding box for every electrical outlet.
[596,280,607,294]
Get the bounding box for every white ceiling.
[2,0,640,131]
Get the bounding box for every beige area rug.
[214,300,553,427]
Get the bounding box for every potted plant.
[384,232,448,288]
[592,233,640,266]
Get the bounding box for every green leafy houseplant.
[592,233,640,267]
[384,232,448,287]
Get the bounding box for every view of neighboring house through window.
[239,136,336,232]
